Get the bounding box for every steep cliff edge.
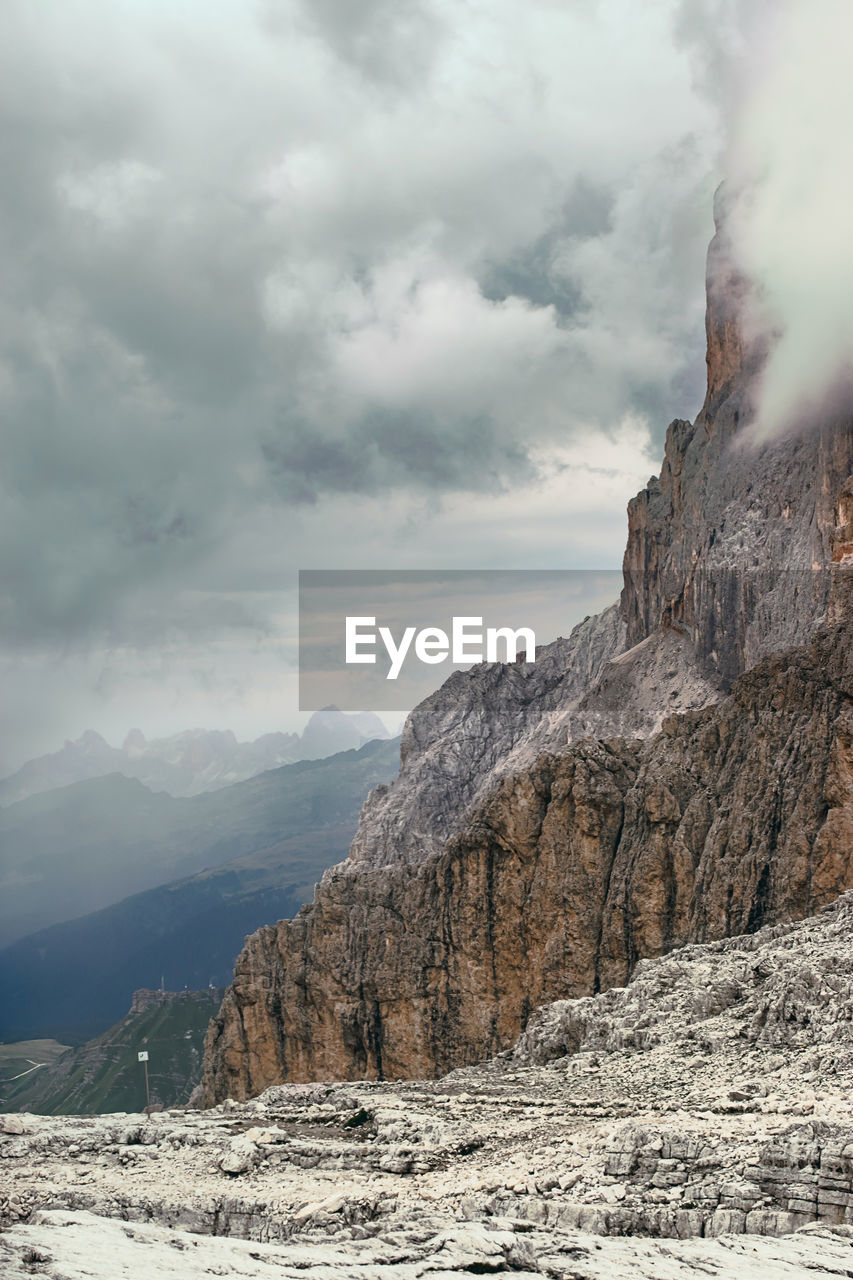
[620,191,853,682]
[202,554,853,1101]
[201,195,853,1102]
[344,188,853,875]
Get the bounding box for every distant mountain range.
[0,736,401,1042]
[0,707,390,807]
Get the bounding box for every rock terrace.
[4,896,853,1277]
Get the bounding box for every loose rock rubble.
[4,896,853,1277]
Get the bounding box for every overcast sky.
[0,0,813,772]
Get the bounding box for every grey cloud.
[677,0,853,441]
[479,178,614,314]
[269,0,446,87]
[672,0,768,114]
[0,0,742,760]
[723,2,853,439]
[263,407,534,503]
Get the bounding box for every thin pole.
[144,1058,150,1117]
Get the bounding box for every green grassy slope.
[0,1039,70,1099]
[0,990,221,1115]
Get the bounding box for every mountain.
[299,708,390,760]
[0,989,222,1115]
[0,823,360,1043]
[202,616,853,1097]
[0,708,390,807]
[0,737,400,1041]
[199,192,853,1103]
[0,735,400,950]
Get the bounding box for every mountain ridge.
[0,737,401,1041]
[0,708,390,808]
[0,988,221,1115]
[0,736,400,950]
[200,194,853,1103]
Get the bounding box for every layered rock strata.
[350,189,853,876]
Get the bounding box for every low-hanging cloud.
[721,0,853,438]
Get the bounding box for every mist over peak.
[722,1,853,441]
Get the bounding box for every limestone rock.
[9,901,853,1275]
[201,614,853,1101]
[346,602,624,871]
[830,475,853,622]
[218,1135,260,1175]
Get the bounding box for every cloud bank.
[0,0,750,764]
[722,1,853,437]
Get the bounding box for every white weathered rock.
[218,1135,260,1175]
[4,898,853,1276]
[3,1207,853,1279]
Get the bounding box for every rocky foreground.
[4,896,853,1278]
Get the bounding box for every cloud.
[673,0,771,123]
[0,0,734,760]
[713,1,853,439]
[267,0,447,88]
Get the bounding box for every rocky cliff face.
[201,195,853,1104]
[620,189,853,683]
[347,603,624,870]
[201,609,853,1100]
[345,190,853,878]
